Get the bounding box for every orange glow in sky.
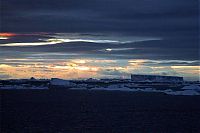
[0,32,17,37]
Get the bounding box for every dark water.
[1,89,200,133]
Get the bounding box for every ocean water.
[1,89,200,133]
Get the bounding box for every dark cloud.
[0,37,198,60]
[143,61,199,66]
[1,0,198,36]
[0,0,199,66]
[1,0,198,51]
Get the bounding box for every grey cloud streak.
[0,0,199,80]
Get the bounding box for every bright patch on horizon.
[0,37,9,40]
[106,48,112,51]
[104,48,135,52]
[0,32,17,40]
[0,33,16,37]
[1,39,63,46]
[0,58,199,80]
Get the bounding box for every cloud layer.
[0,0,199,80]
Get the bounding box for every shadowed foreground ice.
[1,78,200,96]
[71,84,200,96]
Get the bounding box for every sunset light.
[1,0,199,132]
[0,32,16,37]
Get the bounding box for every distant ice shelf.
[0,78,200,96]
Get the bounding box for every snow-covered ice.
[89,84,200,96]
[181,85,200,91]
[0,85,48,89]
[92,84,134,91]
[50,78,76,87]
[1,78,200,96]
[164,89,199,96]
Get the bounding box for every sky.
[0,0,199,80]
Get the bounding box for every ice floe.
[50,78,76,87]
[0,85,48,90]
[181,85,200,91]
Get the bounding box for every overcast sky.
[0,0,199,80]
